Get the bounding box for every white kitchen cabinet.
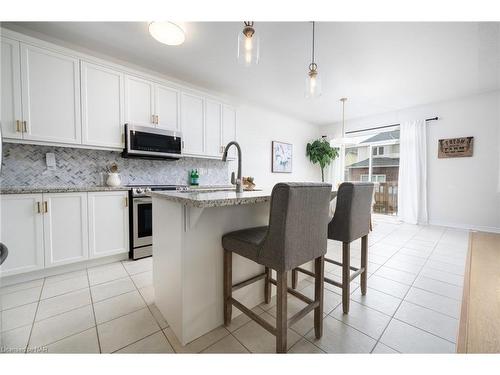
[88,191,129,259]
[181,92,205,155]
[81,61,124,148]
[124,74,155,126]
[43,193,89,268]
[1,37,23,140]
[0,194,44,277]
[155,84,180,131]
[20,43,81,144]
[222,105,237,158]
[205,99,223,157]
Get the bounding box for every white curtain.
[398,119,428,224]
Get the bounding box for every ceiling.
[5,22,500,125]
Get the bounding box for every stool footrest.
[269,277,314,305]
[288,301,320,328]
[232,272,267,292]
[349,267,365,282]
[325,258,359,272]
[230,297,277,335]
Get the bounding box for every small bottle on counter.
[190,170,199,186]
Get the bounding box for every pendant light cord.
[311,21,315,64]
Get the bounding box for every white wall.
[319,91,500,232]
[232,103,322,189]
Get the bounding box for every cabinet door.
[81,62,124,148]
[0,194,44,276]
[222,105,237,158]
[124,75,154,126]
[43,193,88,267]
[181,92,205,155]
[205,99,222,157]
[88,191,129,259]
[1,37,23,140]
[155,84,179,131]
[20,43,81,144]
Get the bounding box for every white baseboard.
[0,253,129,287]
[428,220,500,234]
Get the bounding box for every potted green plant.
[306,137,339,182]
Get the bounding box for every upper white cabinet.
[222,105,237,158]
[88,191,129,259]
[155,84,180,131]
[1,30,237,159]
[124,74,155,126]
[181,92,205,155]
[81,61,124,148]
[43,192,89,268]
[1,37,23,140]
[0,194,44,277]
[205,99,222,157]
[20,43,81,144]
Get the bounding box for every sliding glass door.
[343,129,400,215]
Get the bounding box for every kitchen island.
[151,189,273,345]
[151,188,336,346]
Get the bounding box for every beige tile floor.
[0,218,468,354]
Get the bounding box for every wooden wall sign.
[438,137,474,158]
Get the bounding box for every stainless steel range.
[128,184,181,260]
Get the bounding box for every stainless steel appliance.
[122,124,182,160]
[128,184,180,260]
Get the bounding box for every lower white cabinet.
[43,192,89,268]
[0,191,129,277]
[0,194,44,276]
[88,191,129,259]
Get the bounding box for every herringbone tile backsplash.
[0,143,229,188]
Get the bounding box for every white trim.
[428,220,500,234]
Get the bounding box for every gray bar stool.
[222,182,332,353]
[292,182,374,314]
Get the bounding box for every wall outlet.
[46,153,56,170]
[198,168,207,175]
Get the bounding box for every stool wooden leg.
[361,235,368,296]
[342,242,350,314]
[223,249,232,326]
[264,267,271,304]
[314,256,324,339]
[276,270,288,353]
[291,269,298,289]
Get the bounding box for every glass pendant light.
[305,21,322,98]
[237,22,260,66]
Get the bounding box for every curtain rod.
[344,117,439,135]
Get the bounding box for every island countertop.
[150,189,273,208]
[150,188,337,208]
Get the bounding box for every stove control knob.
[145,187,152,194]
[136,188,144,194]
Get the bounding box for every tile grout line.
[370,226,449,353]
[86,267,102,354]
[24,277,46,353]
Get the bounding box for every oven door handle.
[133,198,152,203]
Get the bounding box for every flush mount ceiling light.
[149,22,185,46]
[305,21,322,98]
[237,21,260,66]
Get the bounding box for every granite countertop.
[0,186,131,194]
[150,189,272,208]
[151,188,338,208]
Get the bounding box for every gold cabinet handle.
[44,201,48,213]
[37,202,41,214]
[22,121,27,133]
[16,120,21,132]
[124,197,128,207]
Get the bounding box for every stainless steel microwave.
[122,124,182,160]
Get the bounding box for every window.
[372,146,384,156]
[343,128,400,215]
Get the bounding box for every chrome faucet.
[222,141,243,193]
